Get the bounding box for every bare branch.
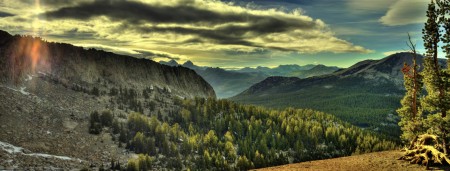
[406,32,418,54]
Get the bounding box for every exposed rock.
[0,30,215,98]
[63,119,78,131]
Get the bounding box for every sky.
[0,0,427,68]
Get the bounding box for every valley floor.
[254,150,450,171]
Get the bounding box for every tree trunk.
[412,52,418,118]
[443,128,448,155]
[408,136,418,150]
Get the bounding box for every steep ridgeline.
[0,30,215,98]
[232,52,445,139]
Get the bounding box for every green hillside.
[231,76,403,139]
[116,97,397,170]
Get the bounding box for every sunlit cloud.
[74,43,140,55]
[347,0,395,13]
[133,49,185,61]
[379,0,427,26]
[383,50,408,56]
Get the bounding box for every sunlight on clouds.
[74,43,190,62]
[74,43,139,54]
[0,0,374,67]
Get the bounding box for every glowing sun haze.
[0,0,426,68]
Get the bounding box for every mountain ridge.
[237,52,441,96]
[0,30,215,98]
[0,29,216,168]
[231,52,443,138]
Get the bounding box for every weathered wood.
[399,134,450,168]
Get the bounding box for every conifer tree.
[437,0,450,154]
[422,0,442,113]
[421,0,450,154]
[438,0,450,109]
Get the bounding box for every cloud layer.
[0,0,373,66]
[40,0,371,53]
[347,0,395,13]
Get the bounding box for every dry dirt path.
[255,150,450,171]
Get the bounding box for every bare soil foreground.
[255,150,450,171]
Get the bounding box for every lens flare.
[10,36,49,81]
[28,0,49,73]
[8,0,50,84]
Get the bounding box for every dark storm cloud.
[127,21,318,51]
[46,29,98,41]
[129,25,262,48]
[18,0,85,7]
[43,0,249,24]
[0,11,14,17]
[43,0,316,31]
[31,0,371,54]
[134,49,181,60]
[221,0,316,6]
[40,0,323,50]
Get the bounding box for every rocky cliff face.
[0,30,215,98]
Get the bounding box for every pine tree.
[421,0,450,154]
[437,0,450,154]
[438,0,450,112]
[397,33,424,144]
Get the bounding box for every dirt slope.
[255,150,450,171]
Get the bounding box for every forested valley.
[89,89,397,170]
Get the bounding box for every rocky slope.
[0,72,192,169]
[0,30,215,99]
[0,30,215,169]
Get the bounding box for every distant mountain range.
[236,64,318,76]
[159,59,340,98]
[287,64,340,78]
[231,52,446,138]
